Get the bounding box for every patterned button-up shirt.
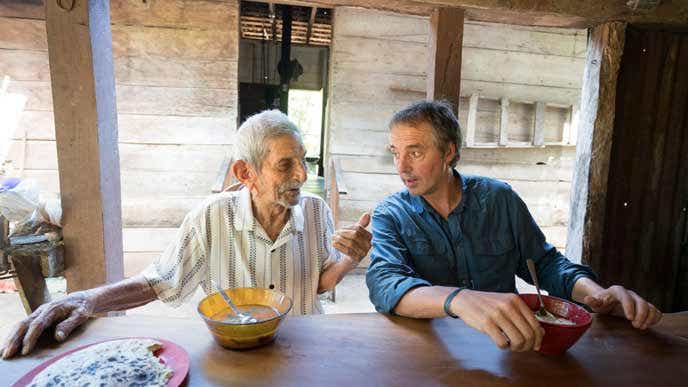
[142,187,340,315]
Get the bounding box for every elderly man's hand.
[452,290,545,352]
[583,285,662,329]
[1,292,94,359]
[332,212,372,262]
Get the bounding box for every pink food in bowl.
[519,294,592,356]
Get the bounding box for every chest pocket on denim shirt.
[406,236,452,282]
[472,236,515,272]
[407,237,435,257]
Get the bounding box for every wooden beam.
[4,0,688,27]
[45,0,124,291]
[566,22,626,265]
[307,7,317,44]
[244,0,688,28]
[465,93,478,146]
[533,102,546,146]
[499,97,509,146]
[426,7,464,114]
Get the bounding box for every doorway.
[237,1,332,178]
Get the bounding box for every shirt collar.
[290,201,305,233]
[233,186,304,233]
[410,170,481,214]
[233,186,255,231]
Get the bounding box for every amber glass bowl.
[197,287,293,349]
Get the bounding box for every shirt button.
[269,284,275,289]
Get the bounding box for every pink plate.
[12,337,190,387]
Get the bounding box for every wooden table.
[2,312,687,386]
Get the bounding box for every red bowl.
[519,294,592,356]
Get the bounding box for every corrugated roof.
[240,1,332,46]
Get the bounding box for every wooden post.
[465,93,479,146]
[307,7,317,45]
[45,0,124,291]
[568,104,580,144]
[278,5,292,113]
[426,7,464,113]
[499,97,510,145]
[533,102,546,146]
[566,22,626,264]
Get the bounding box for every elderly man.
[2,110,371,359]
[366,100,662,352]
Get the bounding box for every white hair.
[234,110,304,170]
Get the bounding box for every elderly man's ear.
[231,160,256,188]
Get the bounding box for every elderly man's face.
[254,134,308,207]
[389,121,453,197]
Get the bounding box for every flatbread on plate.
[28,338,173,387]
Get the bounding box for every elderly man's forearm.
[317,256,358,293]
[81,274,158,314]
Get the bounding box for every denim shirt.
[366,172,596,313]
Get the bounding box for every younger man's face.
[388,121,453,197]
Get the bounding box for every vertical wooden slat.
[563,104,575,145]
[306,7,317,45]
[533,102,546,146]
[0,216,8,272]
[465,93,478,146]
[498,97,509,146]
[426,7,464,113]
[45,0,123,291]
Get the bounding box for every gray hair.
[389,100,462,167]
[234,110,304,170]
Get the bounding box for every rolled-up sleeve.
[366,203,431,313]
[142,209,208,307]
[505,187,596,300]
[319,199,341,272]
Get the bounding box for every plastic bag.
[0,178,62,227]
[0,178,39,222]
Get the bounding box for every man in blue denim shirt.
[366,100,662,352]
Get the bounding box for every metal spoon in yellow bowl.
[211,280,258,324]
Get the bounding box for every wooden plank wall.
[599,27,688,312]
[327,7,585,266]
[1,0,239,275]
